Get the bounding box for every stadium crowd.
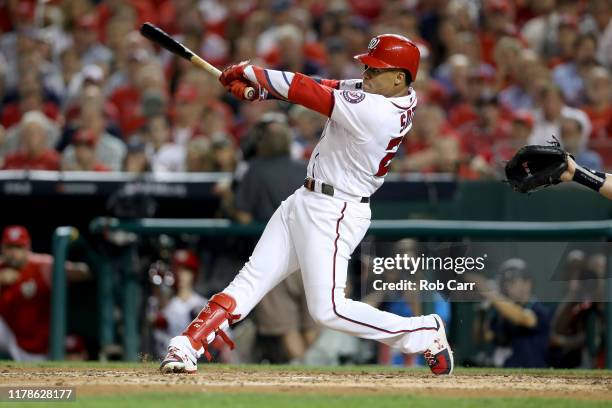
[0,0,610,177]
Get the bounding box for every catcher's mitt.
[505,139,568,193]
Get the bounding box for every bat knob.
[244,87,256,100]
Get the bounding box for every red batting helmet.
[1,225,31,248]
[354,34,421,81]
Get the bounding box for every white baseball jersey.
[308,80,417,197]
[244,67,417,198]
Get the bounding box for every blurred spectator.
[581,0,612,69]
[322,38,362,81]
[150,249,207,359]
[1,68,61,129]
[399,103,488,178]
[458,94,511,163]
[271,24,321,75]
[499,49,543,112]
[559,115,603,169]
[234,117,306,224]
[2,111,60,170]
[478,0,519,66]
[123,136,150,173]
[185,138,213,172]
[552,33,600,106]
[493,37,523,94]
[109,61,166,138]
[521,1,567,59]
[529,84,592,146]
[551,15,581,67]
[71,14,112,67]
[490,110,534,171]
[142,115,185,173]
[469,259,551,368]
[210,134,237,172]
[549,251,605,368]
[61,130,110,172]
[171,83,205,146]
[289,105,325,161]
[62,85,127,171]
[0,226,90,361]
[581,66,612,139]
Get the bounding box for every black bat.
[139,22,255,99]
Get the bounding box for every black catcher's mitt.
[505,139,568,193]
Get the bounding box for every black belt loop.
[304,177,369,203]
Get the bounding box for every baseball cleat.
[160,336,198,374]
[423,314,454,375]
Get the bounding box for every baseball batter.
[161,34,453,375]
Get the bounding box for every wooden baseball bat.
[139,22,255,100]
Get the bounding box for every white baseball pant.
[224,187,438,354]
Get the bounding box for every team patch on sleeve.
[341,90,366,104]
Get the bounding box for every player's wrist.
[572,163,606,192]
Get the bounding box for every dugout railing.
[48,218,612,367]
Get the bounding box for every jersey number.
[375,109,414,177]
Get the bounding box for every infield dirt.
[1,365,611,401]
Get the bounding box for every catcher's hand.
[504,139,569,193]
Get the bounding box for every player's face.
[1,244,28,269]
[176,267,195,291]
[362,66,405,96]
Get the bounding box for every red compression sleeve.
[288,73,335,117]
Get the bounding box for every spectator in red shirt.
[0,226,90,360]
[398,104,460,174]
[487,111,535,176]
[479,0,520,66]
[581,66,611,139]
[171,83,204,146]
[1,68,61,130]
[458,94,511,160]
[2,111,59,170]
[61,129,110,172]
[109,56,165,138]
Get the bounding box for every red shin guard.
[182,293,241,361]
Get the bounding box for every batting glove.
[219,61,250,87]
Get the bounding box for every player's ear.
[394,71,404,86]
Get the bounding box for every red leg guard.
[182,293,241,360]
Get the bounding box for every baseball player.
[161,34,453,375]
[0,226,89,360]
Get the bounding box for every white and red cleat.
[160,336,198,374]
[423,314,454,375]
